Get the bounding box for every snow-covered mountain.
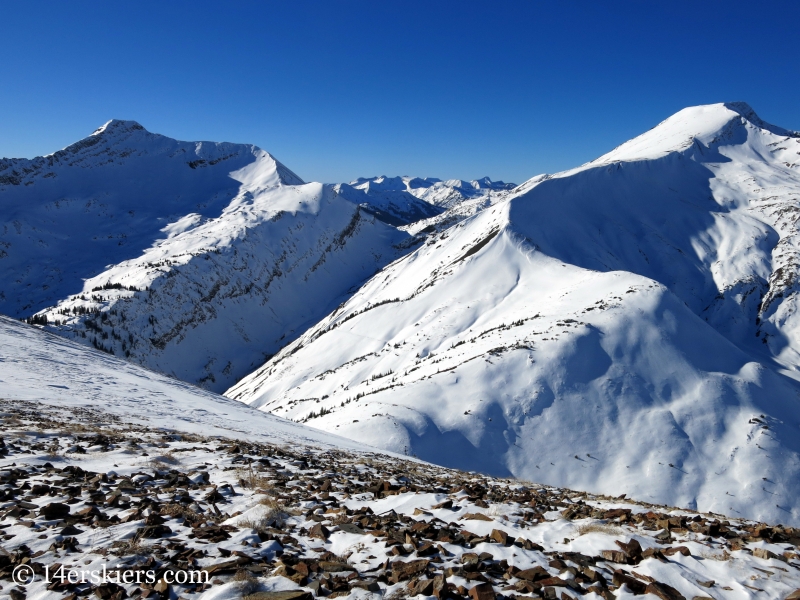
[228,102,800,527]
[1,121,446,391]
[351,175,515,209]
[348,175,517,237]
[0,119,302,317]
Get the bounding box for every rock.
[337,523,365,535]
[785,591,800,600]
[662,546,691,557]
[490,529,508,545]
[416,542,437,556]
[39,502,70,519]
[461,553,480,569]
[753,547,778,560]
[415,579,435,596]
[30,484,51,496]
[94,582,127,599]
[463,513,492,521]
[641,547,667,562]
[144,513,165,525]
[433,574,448,599]
[245,593,313,600]
[615,538,643,562]
[9,590,25,600]
[307,580,321,596]
[654,529,671,541]
[645,581,686,600]
[612,570,647,595]
[580,567,605,584]
[468,582,496,600]
[308,523,330,540]
[600,550,627,563]
[518,538,544,551]
[137,524,172,539]
[203,556,253,575]
[391,559,430,582]
[319,561,355,572]
[61,524,83,536]
[432,499,454,509]
[350,581,381,592]
[515,566,549,581]
[603,508,631,520]
[728,538,745,551]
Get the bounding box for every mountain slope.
[2,122,427,392]
[0,314,379,452]
[36,180,410,391]
[228,103,800,526]
[4,314,800,600]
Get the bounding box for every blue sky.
[1,0,798,184]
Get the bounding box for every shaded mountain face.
[228,103,800,526]
[2,121,461,392]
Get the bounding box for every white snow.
[0,314,381,453]
[229,103,800,527]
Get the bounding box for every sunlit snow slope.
[0,315,381,453]
[1,121,429,392]
[229,103,800,526]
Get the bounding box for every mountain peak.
[91,119,146,137]
[590,101,793,165]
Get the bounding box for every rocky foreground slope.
[0,321,800,600]
[2,400,800,600]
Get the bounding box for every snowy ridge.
[332,182,443,227]
[35,180,410,392]
[228,103,800,527]
[0,119,300,317]
[1,122,433,392]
